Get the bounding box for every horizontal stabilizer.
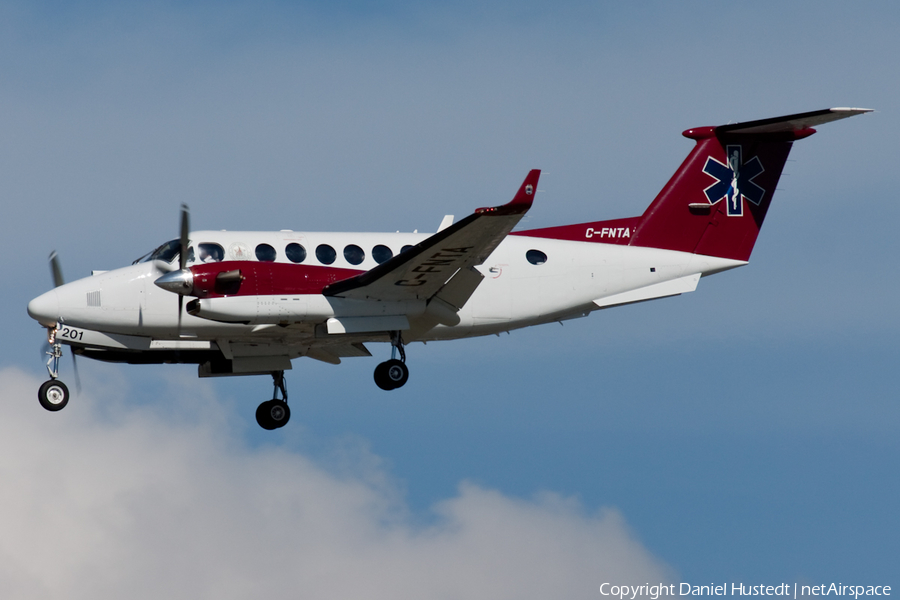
[716,107,872,135]
[593,273,701,309]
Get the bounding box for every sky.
[1,1,898,597]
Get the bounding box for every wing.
[323,170,541,305]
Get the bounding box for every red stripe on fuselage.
[189,261,366,298]
[513,217,641,244]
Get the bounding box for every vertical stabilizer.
[629,108,871,262]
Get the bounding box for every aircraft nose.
[27,289,60,327]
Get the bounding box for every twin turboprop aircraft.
[27,108,871,429]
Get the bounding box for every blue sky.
[1,1,897,596]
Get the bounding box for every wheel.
[268,400,290,428]
[374,359,409,391]
[38,379,69,412]
[385,359,409,388]
[256,399,290,430]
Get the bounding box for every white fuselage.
[28,229,745,357]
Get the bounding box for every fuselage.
[28,228,745,360]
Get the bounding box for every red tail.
[631,108,871,261]
[629,128,798,261]
[515,108,871,262]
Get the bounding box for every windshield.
[136,239,182,264]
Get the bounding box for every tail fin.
[629,108,871,261]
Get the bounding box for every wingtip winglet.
[513,168,541,205]
[476,169,541,215]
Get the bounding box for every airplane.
[27,107,871,429]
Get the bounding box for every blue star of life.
[702,145,765,217]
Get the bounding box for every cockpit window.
[141,239,182,264]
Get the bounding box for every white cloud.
[0,367,674,599]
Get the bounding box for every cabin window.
[198,243,224,263]
[255,243,277,262]
[372,244,393,264]
[526,249,547,265]
[343,244,365,265]
[316,244,336,265]
[285,243,307,264]
[401,245,414,254]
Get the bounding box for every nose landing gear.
[39,327,70,412]
[374,331,410,391]
[256,371,291,430]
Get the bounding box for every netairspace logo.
[599,583,892,600]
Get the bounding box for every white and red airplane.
[27,108,870,429]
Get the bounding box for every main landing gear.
[256,371,291,430]
[39,327,70,412]
[373,331,410,391]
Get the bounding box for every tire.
[39,380,69,412]
[256,399,290,430]
[256,400,277,430]
[374,362,394,391]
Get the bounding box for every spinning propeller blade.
[178,204,190,331]
[71,352,82,394]
[179,203,190,271]
[49,251,64,288]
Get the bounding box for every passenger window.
[372,244,393,264]
[344,244,365,265]
[526,249,547,265]
[198,243,224,263]
[401,245,414,254]
[316,244,336,265]
[186,246,195,263]
[285,243,307,263]
[256,243,277,262]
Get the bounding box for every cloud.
[0,368,673,599]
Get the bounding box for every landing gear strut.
[39,327,69,412]
[374,331,409,391]
[256,370,291,430]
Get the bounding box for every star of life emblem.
[701,145,765,216]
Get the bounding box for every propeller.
[49,250,64,288]
[45,251,81,393]
[178,204,190,332]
